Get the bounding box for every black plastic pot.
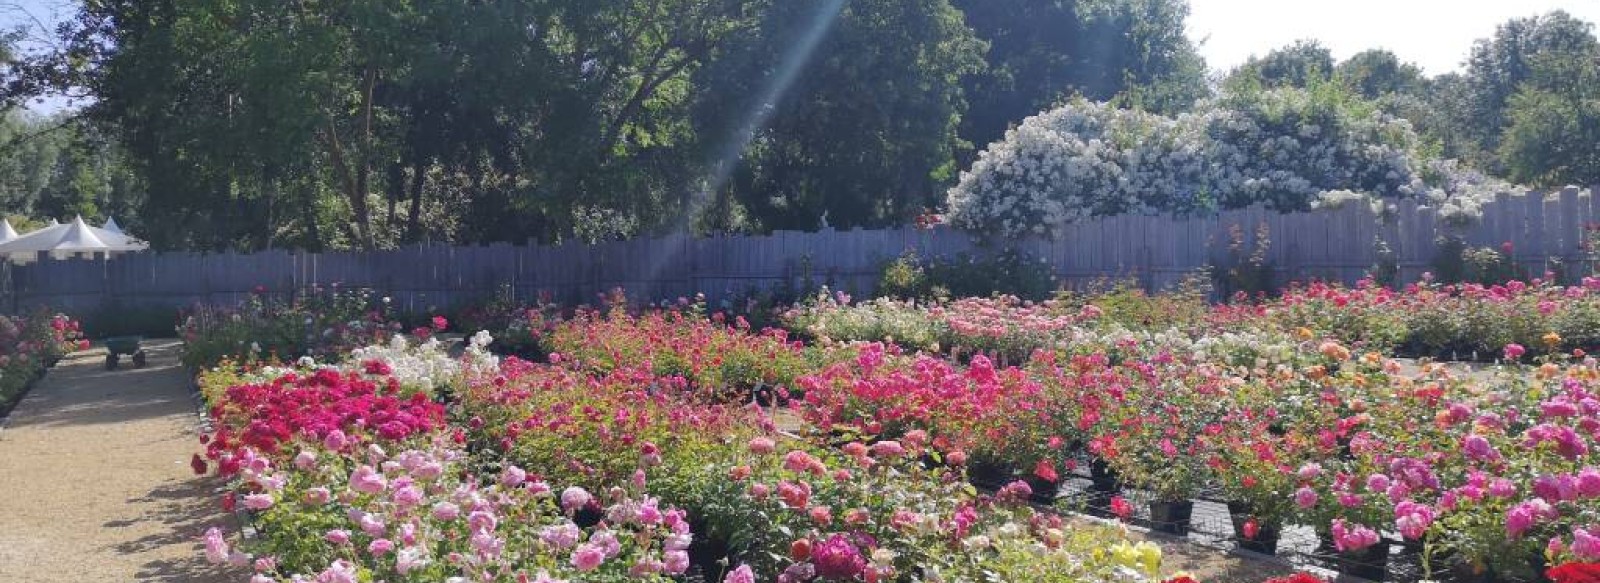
[967,458,1014,488]
[1023,475,1061,505]
[685,517,739,581]
[573,505,603,528]
[1146,499,1194,536]
[1327,543,1389,581]
[1088,458,1121,492]
[1441,561,1496,583]
[1225,501,1281,555]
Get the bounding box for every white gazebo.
[0,219,18,243]
[0,216,150,263]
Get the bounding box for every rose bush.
[189,274,1600,582]
[0,311,86,408]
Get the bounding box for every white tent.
[0,219,17,243]
[102,217,123,235]
[0,216,149,263]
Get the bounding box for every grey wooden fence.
[6,187,1597,317]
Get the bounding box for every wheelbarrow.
[103,336,146,370]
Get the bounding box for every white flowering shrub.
[344,331,499,394]
[947,88,1515,238]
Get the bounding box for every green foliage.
[1336,49,1426,99]
[954,0,1209,151]
[1430,236,1525,286]
[0,113,142,226]
[1055,276,1211,331]
[0,0,1225,249]
[875,249,1056,301]
[1227,39,1334,90]
[876,252,931,301]
[1498,51,1600,187]
[1462,10,1600,171]
[1211,221,1275,298]
[697,0,986,232]
[78,303,178,339]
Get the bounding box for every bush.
[1431,236,1525,285]
[875,249,1056,301]
[78,303,179,339]
[1056,276,1211,331]
[946,86,1512,239]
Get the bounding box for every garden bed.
[0,313,87,426]
[180,281,1600,582]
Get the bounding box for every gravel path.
[0,340,243,582]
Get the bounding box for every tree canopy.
[0,0,1212,250]
[2,4,1599,248]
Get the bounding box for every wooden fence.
[5,187,1596,317]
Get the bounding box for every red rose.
[1264,574,1327,583]
[790,538,812,561]
[1110,496,1133,521]
[190,453,208,476]
[1550,563,1600,583]
[1033,459,1059,483]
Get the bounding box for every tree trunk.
[353,67,378,249]
[385,160,403,235]
[407,159,426,242]
[302,184,323,252]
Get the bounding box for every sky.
[1187,0,1600,75]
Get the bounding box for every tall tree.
[951,0,1208,151]
[1462,10,1599,170]
[1228,39,1335,89]
[1337,49,1425,99]
[1499,48,1600,187]
[696,0,985,232]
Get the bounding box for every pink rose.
[560,487,592,513]
[324,529,351,545]
[350,465,387,495]
[242,493,274,510]
[432,501,460,521]
[1504,343,1526,361]
[500,465,526,488]
[303,487,332,506]
[748,437,776,455]
[725,564,756,583]
[870,440,905,458]
[571,544,606,571]
[1294,486,1319,509]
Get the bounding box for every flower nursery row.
[0,311,86,412]
[187,282,1600,582]
[193,327,1209,582]
[781,276,1600,363]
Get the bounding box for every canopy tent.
[0,216,149,263]
[0,219,17,243]
[102,216,123,235]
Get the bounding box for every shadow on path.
[114,479,239,583]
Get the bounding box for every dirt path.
[0,340,242,582]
